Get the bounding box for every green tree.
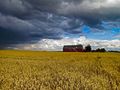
[85,44,91,52]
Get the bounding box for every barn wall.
[63,45,84,52]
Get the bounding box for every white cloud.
[15,36,120,51]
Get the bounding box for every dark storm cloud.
[26,0,120,26]
[0,12,65,45]
[1,0,120,24]
[0,11,78,46]
[0,0,31,17]
[0,0,120,48]
[58,0,120,26]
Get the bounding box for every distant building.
[63,44,83,52]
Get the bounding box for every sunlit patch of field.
[0,50,120,90]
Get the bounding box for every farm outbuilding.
[63,44,83,52]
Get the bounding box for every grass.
[0,50,120,90]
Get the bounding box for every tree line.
[85,45,106,52]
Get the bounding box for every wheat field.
[0,50,120,90]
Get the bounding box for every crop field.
[0,50,120,90]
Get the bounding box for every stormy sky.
[0,0,120,50]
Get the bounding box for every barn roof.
[63,44,83,47]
